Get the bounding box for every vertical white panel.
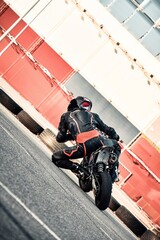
[27,0,75,37]
[45,6,107,68]
[8,0,160,79]
[4,0,15,4]
[5,0,160,132]
[79,42,160,130]
[79,0,160,79]
[6,0,40,15]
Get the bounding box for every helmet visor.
[81,101,92,111]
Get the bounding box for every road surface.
[0,104,138,240]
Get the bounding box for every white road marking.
[100,227,113,240]
[0,181,61,240]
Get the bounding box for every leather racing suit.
[52,107,121,181]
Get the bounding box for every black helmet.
[67,96,92,111]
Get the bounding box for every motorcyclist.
[52,96,121,182]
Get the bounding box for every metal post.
[0,0,52,56]
[0,0,40,42]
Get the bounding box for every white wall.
[79,41,160,130]
[4,0,160,131]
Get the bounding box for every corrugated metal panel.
[120,149,160,226]
[45,5,107,69]
[79,41,160,131]
[28,0,75,37]
[2,50,71,127]
[37,87,70,128]
[65,73,140,144]
[33,42,74,82]
[4,0,40,16]
[3,56,55,106]
[129,134,160,178]
[0,3,74,114]
[0,6,40,49]
[3,0,160,132]
[104,0,160,58]
[0,31,23,75]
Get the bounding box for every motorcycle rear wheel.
[95,171,112,211]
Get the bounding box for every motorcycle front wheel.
[94,171,112,211]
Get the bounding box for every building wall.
[2,0,159,131]
[65,73,140,144]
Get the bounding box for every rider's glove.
[112,133,120,141]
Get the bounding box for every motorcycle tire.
[39,128,65,151]
[17,110,44,135]
[140,230,160,240]
[109,196,121,212]
[95,171,112,211]
[115,205,147,237]
[0,89,22,115]
[79,177,92,192]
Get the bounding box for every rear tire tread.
[39,128,66,150]
[95,171,112,211]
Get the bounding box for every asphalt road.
[0,104,138,240]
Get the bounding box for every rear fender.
[95,147,110,164]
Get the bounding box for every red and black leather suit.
[52,106,121,173]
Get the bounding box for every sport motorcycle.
[78,145,119,211]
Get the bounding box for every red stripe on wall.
[120,149,160,226]
[130,135,160,178]
[0,6,40,49]
[33,42,74,82]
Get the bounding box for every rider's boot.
[71,163,90,178]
